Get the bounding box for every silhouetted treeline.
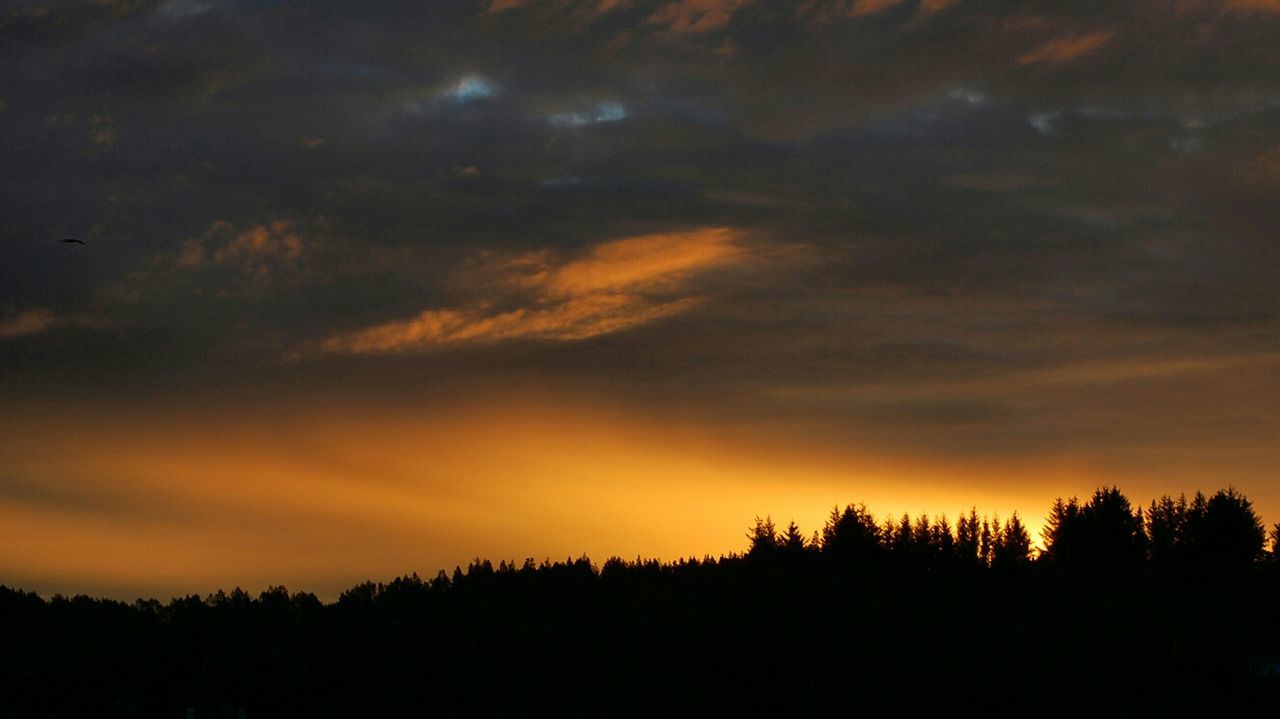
[4,486,1280,716]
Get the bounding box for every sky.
[2,0,1279,600]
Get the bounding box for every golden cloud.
[321,227,748,354]
[1018,29,1115,65]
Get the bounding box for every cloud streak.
[320,227,748,354]
[646,0,751,35]
[0,308,54,339]
[1018,30,1116,66]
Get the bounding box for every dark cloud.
[2,0,1278,464]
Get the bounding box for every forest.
[4,486,1280,716]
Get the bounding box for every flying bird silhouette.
[59,238,84,244]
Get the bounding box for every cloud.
[487,0,531,11]
[87,114,118,148]
[320,227,748,354]
[401,75,500,115]
[118,219,323,301]
[178,220,304,272]
[917,0,960,13]
[1245,145,1280,186]
[849,0,906,17]
[443,75,498,103]
[646,0,751,35]
[1027,110,1061,135]
[484,0,633,27]
[0,308,54,339]
[1018,30,1116,66]
[548,101,628,128]
[797,0,952,26]
[1229,0,1280,12]
[159,0,217,19]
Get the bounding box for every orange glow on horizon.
[4,391,1254,601]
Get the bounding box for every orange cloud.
[1018,30,1115,65]
[799,0,955,27]
[487,0,631,16]
[849,0,905,17]
[543,228,744,296]
[172,219,316,296]
[0,308,54,339]
[321,227,747,354]
[646,0,751,35]
[918,0,959,12]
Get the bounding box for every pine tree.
[820,503,881,561]
[932,515,955,561]
[780,520,808,553]
[747,516,779,558]
[993,513,1032,569]
[956,508,981,564]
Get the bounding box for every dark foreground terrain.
[4,487,1280,716]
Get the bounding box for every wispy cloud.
[487,0,531,12]
[1018,30,1116,66]
[849,0,905,17]
[1229,0,1280,12]
[173,219,318,297]
[646,0,751,35]
[160,0,217,19]
[917,0,960,13]
[113,219,323,304]
[442,76,498,103]
[0,308,55,340]
[548,101,628,128]
[320,227,749,355]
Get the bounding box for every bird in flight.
[59,238,85,244]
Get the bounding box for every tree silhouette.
[3,485,1278,714]
[1192,487,1265,574]
[1043,487,1145,577]
[779,520,810,553]
[820,503,880,562]
[979,514,1000,566]
[1144,489,1265,576]
[748,515,779,558]
[956,508,981,565]
[1041,497,1081,562]
[1146,493,1190,574]
[931,515,956,564]
[992,513,1032,569]
[890,513,914,559]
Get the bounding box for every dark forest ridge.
[3,485,1276,604]
[4,485,1280,715]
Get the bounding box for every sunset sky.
[3,0,1279,600]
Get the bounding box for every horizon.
[2,478,1265,602]
[3,0,1279,602]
